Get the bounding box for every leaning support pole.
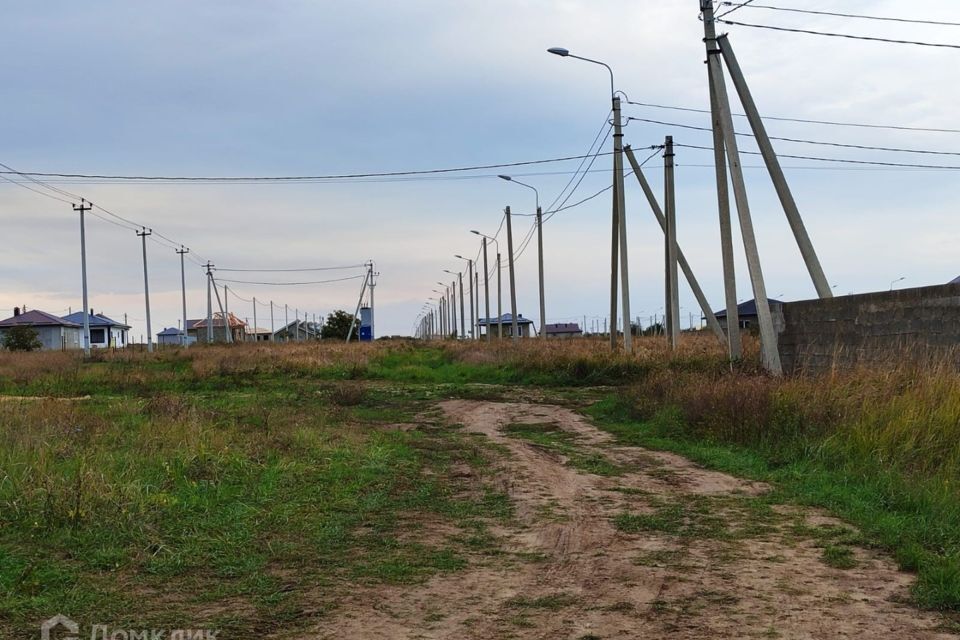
[624,145,726,345]
[210,276,229,344]
[717,34,832,300]
[346,270,370,343]
[708,61,742,358]
[702,2,782,374]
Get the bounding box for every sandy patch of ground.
[308,400,955,639]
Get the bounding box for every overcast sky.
[2,1,958,340]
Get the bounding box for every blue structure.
[359,306,372,341]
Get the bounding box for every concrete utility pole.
[252,297,258,343]
[505,206,519,340]
[474,271,480,339]
[346,269,369,343]
[223,285,233,343]
[624,146,726,345]
[458,272,465,338]
[73,199,93,356]
[613,95,632,352]
[481,237,491,341]
[294,307,299,341]
[210,275,228,343]
[717,34,832,300]
[701,0,782,374]
[496,252,503,338]
[707,61,742,358]
[466,259,475,339]
[547,47,629,352]
[270,300,275,341]
[136,228,154,353]
[284,304,289,342]
[664,137,681,347]
[367,261,377,339]
[206,262,214,343]
[499,176,545,341]
[176,247,189,346]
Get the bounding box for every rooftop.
[0,309,81,328]
[477,313,533,326]
[545,323,582,334]
[714,298,783,319]
[62,311,130,329]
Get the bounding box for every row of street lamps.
[417,46,625,346]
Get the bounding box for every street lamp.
[548,46,631,352]
[472,230,502,339]
[445,268,466,338]
[454,254,476,339]
[499,175,545,340]
[890,276,905,291]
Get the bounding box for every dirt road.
[314,400,955,639]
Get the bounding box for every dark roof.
[477,314,533,326]
[0,309,81,328]
[714,298,783,319]
[62,311,130,329]
[157,327,184,336]
[545,323,582,334]
[951,275,960,285]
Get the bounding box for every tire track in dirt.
[310,400,956,639]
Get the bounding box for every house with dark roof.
[951,275,960,285]
[545,322,583,339]
[0,307,82,350]
[62,310,130,348]
[711,298,784,332]
[477,313,534,338]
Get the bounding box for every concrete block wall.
[776,283,960,374]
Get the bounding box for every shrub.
[2,326,43,352]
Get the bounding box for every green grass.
[0,377,511,637]
[587,395,960,611]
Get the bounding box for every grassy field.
[0,338,958,636]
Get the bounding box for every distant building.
[62,310,130,348]
[156,327,195,346]
[477,314,534,338]
[711,299,784,331]
[187,313,247,343]
[0,308,82,350]
[245,326,272,342]
[272,319,319,341]
[545,322,583,339]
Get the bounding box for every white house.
[62,311,130,348]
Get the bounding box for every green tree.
[2,326,43,351]
[321,310,360,341]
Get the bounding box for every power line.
[716,3,960,27]
[216,275,367,286]
[715,0,756,20]
[628,116,960,157]
[625,100,960,135]
[674,142,960,170]
[215,264,367,272]
[0,152,615,183]
[716,18,960,50]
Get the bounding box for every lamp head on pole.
[497,175,512,181]
[547,47,570,57]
